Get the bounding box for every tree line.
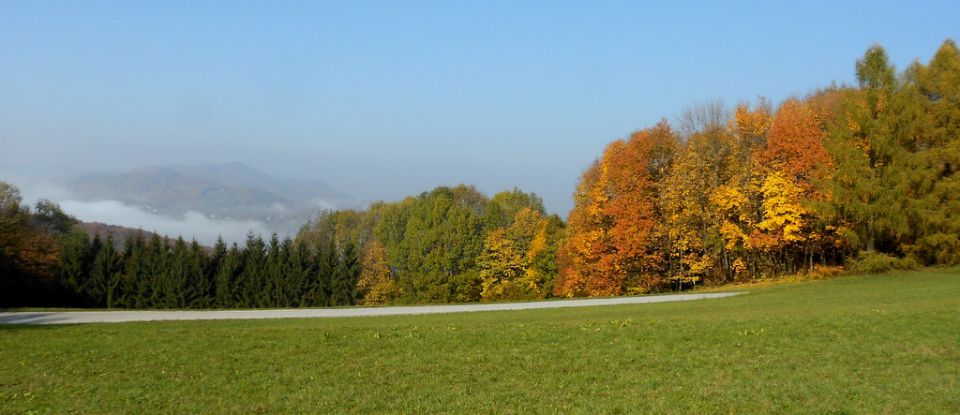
[0,182,563,308]
[296,186,564,304]
[1,39,958,308]
[557,40,960,295]
[0,188,360,308]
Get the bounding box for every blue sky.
[1,1,958,214]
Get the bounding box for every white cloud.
[57,200,271,245]
[4,178,271,245]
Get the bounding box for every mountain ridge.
[59,162,351,237]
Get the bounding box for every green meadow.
[2,269,958,414]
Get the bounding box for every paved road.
[0,292,742,325]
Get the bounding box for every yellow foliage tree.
[479,207,558,300]
[356,240,401,305]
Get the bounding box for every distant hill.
[77,221,170,246]
[163,162,346,207]
[60,162,351,236]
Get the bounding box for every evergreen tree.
[331,240,360,305]
[119,232,146,308]
[205,237,227,307]
[215,243,241,308]
[290,240,314,307]
[311,238,336,306]
[264,233,284,307]
[141,233,167,308]
[90,234,122,308]
[58,228,91,306]
[237,233,266,307]
[163,238,189,308]
[186,240,208,308]
[278,238,302,307]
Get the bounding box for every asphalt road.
[0,292,742,325]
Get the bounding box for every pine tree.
[311,238,336,306]
[205,237,227,307]
[278,238,302,307]
[119,232,146,308]
[331,241,359,305]
[238,233,266,308]
[141,233,166,308]
[215,243,241,308]
[163,238,189,308]
[263,233,284,307]
[58,228,91,306]
[293,241,315,307]
[90,234,122,308]
[186,240,207,308]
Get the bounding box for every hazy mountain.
[59,162,351,237]
[163,162,347,207]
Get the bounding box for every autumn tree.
[556,161,608,296]
[751,99,834,272]
[821,45,909,255]
[478,207,561,300]
[356,239,401,305]
[900,40,960,264]
[557,121,678,296]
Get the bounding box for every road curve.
[0,292,742,325]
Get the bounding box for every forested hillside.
[1,40,957,308]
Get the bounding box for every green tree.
[142,233,167,308]
[899,40,960,264]
[374,185,487,302]
[58,228,91,306]
[822,45,908,255]
[90,234,122,308]
[119,232,147,308]
[215,243,241,308]
[267,234,290,307]
[186,240,208,308]
[237,234,266,308]
[281,239,310,307]
[330,241,359,306]
[204,237,227,307]
[162,238,190,308]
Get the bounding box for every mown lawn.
[2,269,958,414]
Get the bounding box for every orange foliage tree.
[556,121,677,296]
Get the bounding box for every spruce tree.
[119,232,146,308]
[280,238,304,307]
[141,233,166,308]
[164,238,189,308]
[205,237,227,307]
[263,233,283,307]
[309,238,336,306]
[186,240,207,308]
[331,241,360,306]
[58,228,91,306]
[90,234,122,308]
[238,233,266,308]
[215,243,240,308]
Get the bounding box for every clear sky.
[2,0,958,215]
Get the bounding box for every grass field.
[2,269,958,414]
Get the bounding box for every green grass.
[2,269,959,414]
